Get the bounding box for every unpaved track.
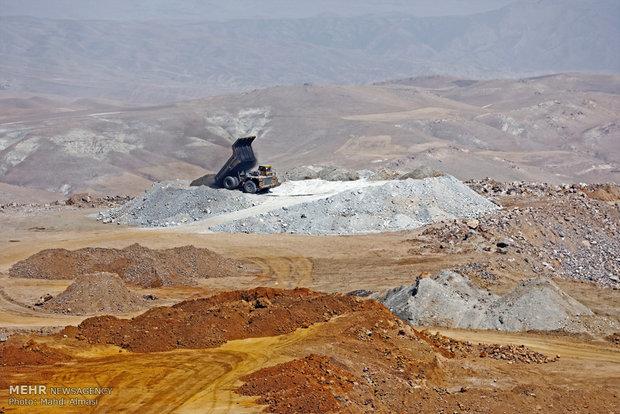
[0,325,321,413]
[432,327,620,364]
[249,256,314,289]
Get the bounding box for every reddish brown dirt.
[415,329,477,358]
[238,354,356,413]
[0,338,70,366]
[1,288,618,414]
[63,287,379,352]
[64,193,131,208]
[8,243,252,287]
[584,183,620,202]
[606,332,620,345]
[42,272,146,315]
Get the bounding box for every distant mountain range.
[1,0,618,103]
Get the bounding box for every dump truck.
[190,136,280,193]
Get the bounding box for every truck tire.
[243,180,258,194]
[223,176,239,190]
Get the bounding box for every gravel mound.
[42,272,146,315]
[98,180,254,227]
[9,243,249,287]
[213,176,498,234]
[379,271,594,333]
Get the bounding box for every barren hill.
[0,73,618,201]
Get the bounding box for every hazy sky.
[1,0,516,20]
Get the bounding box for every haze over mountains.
[1,0,618,103]
[1,0,515,20]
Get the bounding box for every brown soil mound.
[42,272,146,315]
[238,354,358,413]
[0,339,69,366]
[9,243,249,287]
[63,288,379,352]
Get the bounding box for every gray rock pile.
[212,175,499,234]
[422,179,620,286]
[97,180,254,227]
[379,271,596,333]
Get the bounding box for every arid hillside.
[0,73,618,202]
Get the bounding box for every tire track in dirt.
[0,325,323,413]
[248,256,314,288]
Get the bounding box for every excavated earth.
[212,176,499,234]
[2,288,616,413]
[97,175,499,234]
[0,179,619,413]
[8,243,252,287]
[41,272,146,315]
[98,180,254,227]
[63,287,376,352]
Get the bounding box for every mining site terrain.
[0,60,619,414]
[0,165,619,412]
[2,0,619,411]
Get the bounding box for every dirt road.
[0,325,322,413]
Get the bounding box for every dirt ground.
[1,207,616,330]
[0,293,618,413]
[0,206,619,413]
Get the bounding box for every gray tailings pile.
[98,180,254,227]
[378,271,597,333]
[212,175,498,234]
[97,175,499,234]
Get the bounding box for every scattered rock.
[34,294,53,307]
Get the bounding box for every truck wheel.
[223,176,239,190]
[243,180,258,194]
